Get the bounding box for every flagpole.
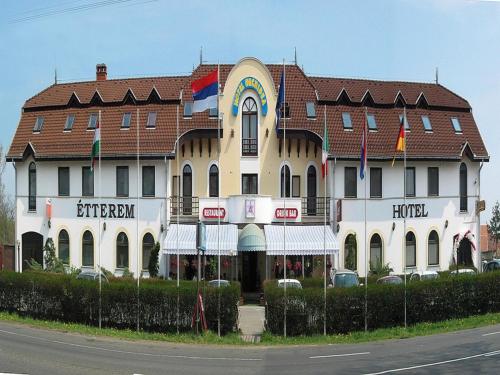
[176,89,182,334]
[403,106,407,329]
[217,63,221,337]
[98,110,102,329]
[136,108,140,332]
[364,107,368,333]
[323,105,327,336]
[282,58,287,338]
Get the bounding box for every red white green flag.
[322,120,329,178]
[91,118,100,172]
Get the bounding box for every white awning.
[264,225,340,255]
[162,224,238,256]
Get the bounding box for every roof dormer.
[67,91,82,108]
[90,89,104,106]
[416,92,429,108]
[361,90,375,107]
[147,86,162,104]
[336,88,352,105]
[394,91,407,108]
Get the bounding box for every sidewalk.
[238,305,265,342]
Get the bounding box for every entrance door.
[307,166,317,215]
[182,165,192,215]
[22,232,43,271]
[242,252,259,292]
[457,239,473,266]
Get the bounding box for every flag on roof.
[391,114,406,167]
[322,119,329,178]
[90,117,100,172]
[275,70,285,130]
[191,68,218,113]
[360,113,368,179]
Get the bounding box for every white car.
[409,270,439,282]
[450,268,476,276]
[277,279,302,289]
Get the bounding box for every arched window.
[116,232,129,269]
[58,229,70,265]
[344,234,357,271]
[28,162,36,211]
[369,234,383,269]
[280,165,291,197]
[460,163,467,212]
[182,164,193,215]
[428,230,439,266]
[406,231,416,267]
[82,231,94,267]
[209,164,219,197]
[307,165,317,215]
[142,233,154,271]
[242,97,258,156]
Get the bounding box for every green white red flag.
[91,117,100,172]
[322,120,329,178]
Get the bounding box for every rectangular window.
[58,167,70,196]
[399,114,410,131]
[184,102,193,118]
[242,174,258,194]
[33,116,44,132]
[421,115,432,131]
[209,107,218,118]
[146,112,157,128]
[342,112,352,129]
[116,166,129,197]
[142,166,155,197]
[292,175,300,197]
[82,167,94,197]
[279,103,291,118]
[451,117,462,133]
[64,114,75,131]
[172,175,179,196]
[121,112,131,128]
[406,167,416,197]
[306,102,316,118]
[367,114,377,130]
[428,167,439,197]
[370,167,382,198]
[344,167,357,198]
[88,113,98,129]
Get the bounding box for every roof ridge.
[309,75,437,86]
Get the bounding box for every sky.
[0,0,499,222]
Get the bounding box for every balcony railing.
[301,197,330,217]
[170,196,199,217]
[242,138,258,156]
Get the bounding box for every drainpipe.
[477,161,483,272]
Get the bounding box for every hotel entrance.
[238,224,266,295]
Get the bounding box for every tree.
[148,241,160,278]
[43,237,65,273]
[489,201,500,255]
[0,145,15,245]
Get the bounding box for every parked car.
[76,270,109,283]
[208,279,230,287]
[483,260,500,272]
[450,268,476,276]
[376,275,403,285]
[330,269,360,288]
[409,270,439,282]
[277,278,302,289]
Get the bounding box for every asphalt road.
[0,321,499,375]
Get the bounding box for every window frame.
[427,167,439,197]
[146,111,157,128]
[82,166,94,197]
[292,175,300,198]
[33,116,44,132]
[58,229,70,265]
[142,233,154,271]
[28,162,37,211]
[82,230,94,267]
[370,167,382,198]
[242,173,258,194]
[280,164,291,198]
[88,113,98,130]
[121,112,132,129]
[344,167,357,198]
[183,102,193,118]
[366,113,377,131]
[58,167,70,197]
[369,234,383,269]
[142,166,155,197]
[116,232,129,269]
[421,115,433,132]
[64,114,75,131]
[405,167,416,198]
[306,102,316,119]
[428,230,440,266]
[344,234,357,271]
[405,231,417,267]
[342,112,353,130]
[116,166,129,197]
[242,97,258,156]
[451,117,462,133]
[209,164,219,197]
[399,114,410,131]
[460,162,468,212]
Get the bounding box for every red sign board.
[202,207,226,219]
[275,208,298,219]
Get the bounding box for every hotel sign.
[393,203,428,219]
[202,207,226,219]
[77,200,135,219]
[232,77,268,116]
[275,208,298,219]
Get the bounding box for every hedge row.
[0,271,240,335]
[265,272,500,335]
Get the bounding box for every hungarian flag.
[360,114,368,179]
[391,114,406,167]
[322,121,329,178]
[91,117,100,172]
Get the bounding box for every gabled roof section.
[123,88,137,105]
[336,88,351,105]
[361,90,375,106]
[22,142,36,160]
[394,91,406,107]
[416,92,429,108]
[90,90,104,106]
[67,91,82,107]
[147,86,162,103]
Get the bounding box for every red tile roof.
[8,63,488,162]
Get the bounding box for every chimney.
[96,63,107,81]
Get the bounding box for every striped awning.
[162,224,238,256]
[238,223,266,252]
[264,225,340,255]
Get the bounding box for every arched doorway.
[22,232,43,271]
[457,238,473,266]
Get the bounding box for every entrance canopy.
[264,225,339,255]
[238,223,266,252]
[163,224,238,256]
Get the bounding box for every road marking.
[363,349,500,374]
[482,331,500,336]
[310,352,370,359]
[0,329,261,362]
[0,373,29,375]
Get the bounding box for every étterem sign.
[77,200,135,219]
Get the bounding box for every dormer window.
[367,114,377,130]
[121,112,131,129]
[421,115,432,132]
[64,114,75,131]
[184,102,193,118]
[33,116,44,132]
[306,102,316,119]
[146,111,157,128]
[88,113,98,129]
[451,117,462,133]
[342,112,352,129]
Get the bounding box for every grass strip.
[1,311,500,346]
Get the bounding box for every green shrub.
[0,271,240,335]
[264,272,500,335]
